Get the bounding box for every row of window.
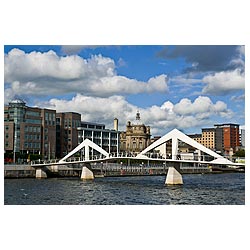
[64,119,81,128]
[25,134,41,140]
[26,110,40,117]
[45,120,55,126]
[79,132,118,138]
[25,126,41,133]
[24,142,41,149]
[80,124,105,129]
[45,112,56,122]
[26,118,41,124]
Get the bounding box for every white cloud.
[39,94,233,135]
[202,69,244,95]
[61,45,119,55]
[4,48,168,102]
[170,76,201,85]
[173,96,217,115]
[231,94,245,102]
[236,45,245,57]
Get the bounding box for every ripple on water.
[4,173,245,205]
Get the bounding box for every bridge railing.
[31,159,61,165]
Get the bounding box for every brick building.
[214,123,240,155]
[56,112,81,158]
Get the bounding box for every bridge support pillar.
[81,166,94,180]
[165,164,183,185]
[51,165,59,172]
[36,169,47,179]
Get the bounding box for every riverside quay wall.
[4,163,215,178]
[4,164,81,178]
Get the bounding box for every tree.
[233,149,245,157]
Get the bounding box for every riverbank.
[4,164,244,178]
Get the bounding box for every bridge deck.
[31,156,245,168]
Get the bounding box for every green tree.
[233,149,245,157]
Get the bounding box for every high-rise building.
[214,123,240,155]
[4,99,56,162]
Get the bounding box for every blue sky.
[4,45,245,135]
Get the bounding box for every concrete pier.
[36,169,47,179]
[80,166,94,180]
[165,166,183,185]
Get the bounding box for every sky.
[4,45,245,135]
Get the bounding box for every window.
[56,117,60,125]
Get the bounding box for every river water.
[4,173,245,205]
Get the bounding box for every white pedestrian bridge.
[32,129,245,185]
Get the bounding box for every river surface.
[4,173,245,205]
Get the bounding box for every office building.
[4,99,56,162]
[77,119,120,155]
[56,112,81,158]
[214,123,240,155]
